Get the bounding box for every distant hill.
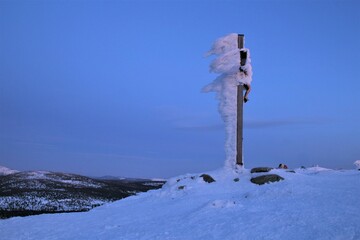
[0,169,165,219]
[94,175,166,182]
[0,165,19,176]
[94,175,125,180]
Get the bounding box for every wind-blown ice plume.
[203,33,253,168]
[354,160,360,170]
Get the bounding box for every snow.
[58,180,102,188]
[151,178,167,182]
[11,171,102,189]
[203,33,253,168]
[0,170,112,212]
[0,196,107,212]
[142,182,164,187]
[24,171,51,179]
[0,166,19,175]
[1,167,359,240]
[354,160,360,169]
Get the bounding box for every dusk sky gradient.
[1,0,359,178]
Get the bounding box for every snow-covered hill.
[0,166,19,176]
[1,167,359,240]
[0,170,165,218]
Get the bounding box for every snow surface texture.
[203,33,252,168]
[1,167,359,240]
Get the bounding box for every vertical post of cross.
[236,34,245,166]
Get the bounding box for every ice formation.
[354,160,360,169]
[203,33,253,168]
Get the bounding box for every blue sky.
[1,0,359,178]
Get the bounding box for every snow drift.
[203,33,253,168]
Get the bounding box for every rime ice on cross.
[204,33,253,168]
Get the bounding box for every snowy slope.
[1,167,359,240]
[0,166,19,175]
[0,170,165,218]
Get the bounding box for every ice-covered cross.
[203,33,253,168]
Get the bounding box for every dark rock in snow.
[200,174,215,183]
[178,186,185,190]
[278,164,288,169]
[233,178,240,182]
[250,167,273,173]
[250,174,284,185]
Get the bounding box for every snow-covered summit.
[1,166,359,240]
[0,165,19,176]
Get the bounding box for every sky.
[1,0,359,178]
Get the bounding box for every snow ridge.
[0,165,19,176]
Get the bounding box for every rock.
[250,174,284,185]
[200,174,215,183]
[178,185,185,190]
[286,170,296,173]
[233,178,240,182]
[278,164,288,169]
[250,167,273,173]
